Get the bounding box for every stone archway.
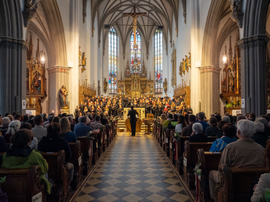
[0,0,26,115]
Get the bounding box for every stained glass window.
[155,29,163,93]
[130,31,141,74]
[108,27,117,94]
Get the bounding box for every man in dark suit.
[127,106,138,136]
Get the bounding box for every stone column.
[47,66,71,114]
[198,66,221,118]
[0,37,27,115]
[238,35,269,116]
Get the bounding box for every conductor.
[127,106,138,136]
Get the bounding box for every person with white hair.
[222,116,231,123]
[0,117,11,136]
[4,120,21,143]
[189,123,208,142]
[209,119,265,200]
[251,121,269,148]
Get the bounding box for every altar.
[123,107,145,120]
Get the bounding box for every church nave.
[75,133,191,202]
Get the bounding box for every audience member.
[189,123,208,142]
[38,123,74,182]
[196,112,209,132]
[20,123,38,150]
[90,116,103,129]
[249,113,256,122]
[32,115,47,142]
[209,123,237,152]
[0,117,10,136]
[168,114,180,129]
[209,120,265,200]
[182,115,195,136]
[222,116,230,123]
[60,117,77,143]
[205,117,220,136]
[100,113,108,125]
[163,113,173,128]
[52,116,60,123]
[251,121,269,148]
[1,129,51,193]
[74,116,93,137]
[174,115,186,132]
[5,120,21,143]
[67,116,75,132]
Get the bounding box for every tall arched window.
[155,29,163,93]
[130,30,141,74]
[108,27,117,94]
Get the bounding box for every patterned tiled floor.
[75,132,192,202]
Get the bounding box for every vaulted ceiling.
[91,0,179,58]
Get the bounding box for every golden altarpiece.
[220,34,241,114]
[174,80,191,106]
[117,60,155,98]
[26,33,47,115]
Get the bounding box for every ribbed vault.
[91,0,179,57]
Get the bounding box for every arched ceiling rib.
[92,0,179,58]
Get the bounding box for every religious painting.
[32,70,41,93]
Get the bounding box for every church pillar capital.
[198,65,221,74]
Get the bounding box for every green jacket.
[1,150,51,194]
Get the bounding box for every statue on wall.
[188,52,191,68]
[59,85,69,109]
[163,78,168,93]
[103,78,108,93]
[82,52,87,66]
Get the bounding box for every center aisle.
[75,132,192,202]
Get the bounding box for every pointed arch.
[108,27,118,94]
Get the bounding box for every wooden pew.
[163,129,173,156]
[153,121,158,139]
[0,165,46,202]
[42,150,69,202]
[69,141,83,187]
[175,136,216,175]
[182,141,213,189]
[77,136,94,174]
[106,125,110,147]
[157,124,163,145]
[217,165,269,202]
[169,130,176,165]
[197,149,222,201]
[97,129,103,157]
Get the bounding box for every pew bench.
[182,141,213,189]
[69,141,83,187]
[42,150,69,202]
[197,149,222,202]
[217,165,269,202]
[0,165,46,202]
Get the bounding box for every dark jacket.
[251,132,269,148]
[189,133,208,142]
[182,124,193,136]
[196,121,210,132]
[205,126,220,137]
[128,109,138,123]
[101,117,108,125]
[38,136,72,162]
[0,136,7,152]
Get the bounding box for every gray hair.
[192,123,203,134]
[78,116,87,123]
[6,120,21,136]
[222,116,231,123]
[256,117,268,129]
[254,121,265,133]
[237,119,255,138]
[2,117,10,127]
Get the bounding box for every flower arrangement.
[174,132,180,141]
[87,131,95,139]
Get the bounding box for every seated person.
[90,116,103,129]
[163,113,173,128]
[0,117,10,137]
[196,112,209,132]
[209,123,237,152]
[159,114,167,125]
[205,117,220,137]
[182,115,195,136]
[209,120,265,200]
[59,117,77,143]
[38,123,74,182]
[0,134,7,152]
[189,123,208,142]
[174,115,187,132]
[4,120,21,143]
[168,114,179,129]
[1,129,51,194]
[100,113,108,125]
[251,121,269,148]
[74,116,93,137]
[20,123,38,150]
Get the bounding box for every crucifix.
[123,5,147,49]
